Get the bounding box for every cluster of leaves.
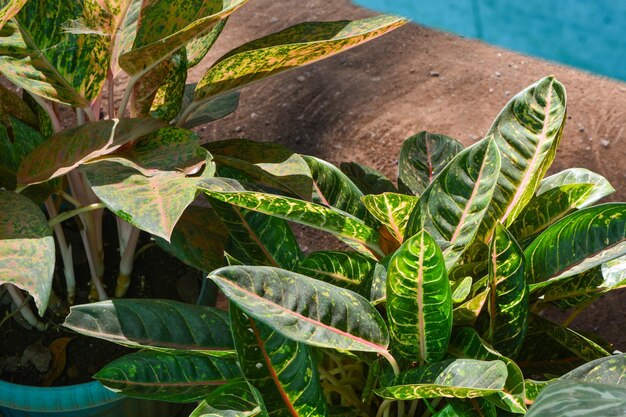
[0,0,404,327]
[64,76,626,416]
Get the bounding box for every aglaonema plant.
[64,76,626,416]
[0,0,405,331]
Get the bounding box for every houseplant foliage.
[65,76,626,416]
[0,0,405,332]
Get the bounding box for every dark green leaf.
[340,161,397,195]
[297,251,374,290]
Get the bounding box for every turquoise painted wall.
[354,0,626,82]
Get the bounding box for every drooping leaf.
[362,193,419,244]
[95,350,242,402]
[448,327,526,414]
[508,183,595,243]
[194,15,406,102]
[530,315,610,362]
[0,1,120,105]
[206,139,312,200]
[375,359,508,400]
[404,139,501,269]
[297,250,375,290]
[0,190,54,315]
[477,76,567,240]
[63,299,233,351]
[340,161,397,195]
[17,118,165,185]
[304,155,367,221]
[525,203,626,291]
[230,305,326,416]
[200,190,382,256]
[525,380,626,417]
[119,0,248,77]
[485,223,528,358]
[398,131,464,196]
[190,380,268,417]
[207,266,390,354]
[537,168,615,208]
[155,205,228,272]
[386,230,452,363]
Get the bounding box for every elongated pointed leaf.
[0,83,38,129]
[531,315,609,362]
[155,205,228,272]
[509,183,595,243]
[297,251,375,290]
[0,2,116,106]
[539,268,605,310]
[183,90,240,129]
[398,131,464,195]
[405,139,501,269]
[448,327,526,414]
[363,193,419,244]
[120,0,248,77]
[230,305,326,416]
[478,77,567,240]
[526,380,626,417]
[95,350,241,402]
[200,190,381,255]
[195,15,406,101]
[304,155,367,220]
[186,19,227,69]
[376,359,508,400]
[0,190,54,315]
[386,230,452,363]
[516,328,584,375]
[453,289,489,327]
[525,203,626,290]
[0,0,27,30]
[17,118,165,185]
[485,224,528,358]
[208,266,390,354]
[340,161,397,195]
[206,139,312,200]
[148,51,188,121]
[451,277,472,304]
[191,380,268,417]
[538,168,615,208]
[359,257,389,305]
[63,299,233,351]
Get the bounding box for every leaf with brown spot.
[42,337,73,387]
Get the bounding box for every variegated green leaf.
[208,196,302,271]
[0,190,54,315]
[362,193,419,244]
[525,203,626,291]
[404,139,501,269]
[448,327,526,414]
[359,256,389,305]
[155,205,228,272]
[433,399,496,417]
[0,2,115,106]
[0,83,38,129]
[120,0,248,77]
[453,289,489,327]
[387,230,452,363]
[17,118,165,185]
[63,299,233,351]
[561,353,626,385]
[194,15,406,102]
[191,380,268,417]
[525,380,626,417]
[477,76,567,240]
[451,276,472,304]
[398,131,464,196]
[602,254,626,288]
[297,250,375,290]
[516,328,584,376]
[110,0,142,76]
[538,168,615,208]
[485,223,528,358]
[186,19,227,68]
[95,350,242,402]
[206,139,312,200]
[375,359,508,400]
[524,379,552,403]
[539,268,605,310]
[509,183,595,243]
[530,315,609,362]
[230,305,326,416]
[207,266,390,354]
[200,190,382,256]
[304,155,367,221]
[0,0,27,30]
[340,161,397,195]
[149,51,188,121]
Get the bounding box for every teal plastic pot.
[0,379,179,417]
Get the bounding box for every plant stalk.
[48,203,107,228]
[45,198,76,304]
[115,224,140,298]
[5,284,46,330]
[118,74,139,117]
